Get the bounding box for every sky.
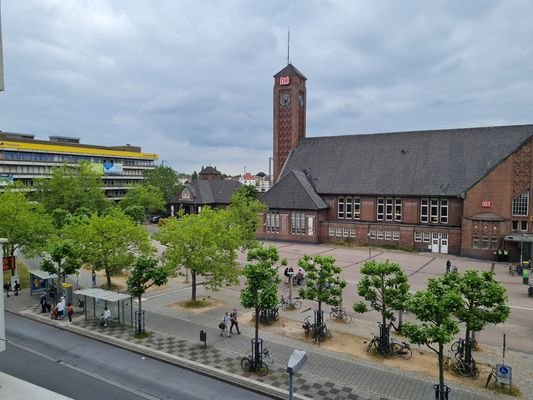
[1,0,532,176]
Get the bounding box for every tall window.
[394,199,402,222]
[512,192,529,216]
[338,197,345,219]
[421,199,429,223]
[354,197,361,220]
[346,197,353,219]
[386,198,393,221]
[430,199,439,223]
[377,198,385,221]
[440,199,448,224]
[421,198,448,224]
[266,211,280,233]
[291,211,306,235]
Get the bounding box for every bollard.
[433,384,450,400]
[200,330,207,348]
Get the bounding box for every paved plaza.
[6,242,533,399]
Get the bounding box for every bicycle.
[329,306,353,323]
[485,365,497,388]
[367,333,381,353]
[450,338,465,358]
[241,354,269,376]
[456,358,479,380]
[251,307,279,325]
[509,264,517,276]
[302,316,314,338]
[262,348,274,364]
[313,323,332,343]
[280,295,302,311]
[390,338,412,360]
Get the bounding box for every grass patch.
[487,383,520,397]
[181,299,212,308]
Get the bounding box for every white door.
[440,233,449,254]
[431,233,440,253]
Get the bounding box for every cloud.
[1,0,532,175]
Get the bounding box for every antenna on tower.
[287,27,290,65]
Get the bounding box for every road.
[1,313,273,400]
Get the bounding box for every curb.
[9,310,306,400]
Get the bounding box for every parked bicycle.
[444,349,479,379]
[329,306,352,323]
[508,264,517,276]
[390,338,412,360]
[366,332,382,353]
[280,295,302,311]
[262,348,274,364]
[251,307,279,325]
[302,316,331,343]
[485,365,497,388]
[241,353,269,376]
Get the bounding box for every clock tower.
[273,63,307,182]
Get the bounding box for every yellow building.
[0,131,158,200]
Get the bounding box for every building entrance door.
[431,233,448,254]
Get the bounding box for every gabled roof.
[273,63,307,80]
[280,124,533,197]
[260,169,329,210]
[179,180,242,205]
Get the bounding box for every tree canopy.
[353,259,410,331]
[241,246,282,341]
[40,239,81,285]
[142,165,182,203]
[228,185,267,249]
[64,207,153,287]
[298,255,347,326]
[402,276,462,400]
[34,162,109,213]
[154,207,241,301]
[119,184,165,215]
[0,189,54,258]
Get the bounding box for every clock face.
[299,94,304,108]
[280,93,291,107]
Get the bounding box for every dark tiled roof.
[280,124,533,197]
[180,180,242,205]
[273,63,307,80]
[260,170,329,210]
[199,166,220,175]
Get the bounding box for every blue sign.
[496,363,512,385]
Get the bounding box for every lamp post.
[0,238,8,353]
[367,232,372,260]
[287,349,308,400]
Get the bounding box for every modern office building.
[0,131,158,200]
[259,63,533,261]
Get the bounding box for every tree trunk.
[465,326,471,364]
[105,269,112,288]
[438,343,445,400]
[137,294,143,334]
[191,270,197,302]
[255,306,259,342]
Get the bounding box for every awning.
[74,288,131,302]
[28,269,58,280]
[504,234,533,243]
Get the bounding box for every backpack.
[218,321,225,330]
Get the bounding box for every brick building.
[259,63,533,260]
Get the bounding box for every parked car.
[151,215,161,223]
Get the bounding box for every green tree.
[127,255,171,334]
[120,184,165,216]
[143,165,183,204]
[154,208,241,301]
[0,189,54,260]
[444,270,510,363]
[34,162,109,213]
[298,255,347,331]
[241,246,282,343]
[50,208,71,233]
[40,239,81,285]
[228,185,267,249]
[191,171,198,182]
[353,260,410,353]
[65,208,153,287]
[402,276,462,400]
[124,205,146,224]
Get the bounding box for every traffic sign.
[496,364,512,385]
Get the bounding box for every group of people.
[3,280,21,297]
[283,266,306,286]
[42,293,74,323]
[218,309,240,337]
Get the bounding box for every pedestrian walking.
[67,303,74,324]
[13,280,20,296]
[40,292,48,313]
[92,270,97,288]
[218,320,226,336]
[446,260,451,274]
[3,282,10,298]
[230,308,240,335]
[56,299,65,320]
[223,312,231,337]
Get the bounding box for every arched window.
[512,191,529,216]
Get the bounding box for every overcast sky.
[1,0,532,176]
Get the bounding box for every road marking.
[9,341,160,400]
[509,304,533,311]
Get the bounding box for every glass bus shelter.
[74,288,133,327]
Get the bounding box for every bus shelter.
[28,270,58,296]
[74,288,133,327]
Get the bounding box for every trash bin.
[200,330,207,347]
[433,384,451,400]
[523,268,529,285]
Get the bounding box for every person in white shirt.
[102,307,111,327]
[56,300,65,320]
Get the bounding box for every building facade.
[260,64,533,261]
[0,131,158,200]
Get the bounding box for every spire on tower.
[287,27,290,65]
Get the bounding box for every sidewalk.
[4,269,519,400]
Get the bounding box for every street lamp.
[287,349,307,400]
[367,232,372,260]
[0,238,8,353]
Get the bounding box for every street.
[1,313,273,400]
